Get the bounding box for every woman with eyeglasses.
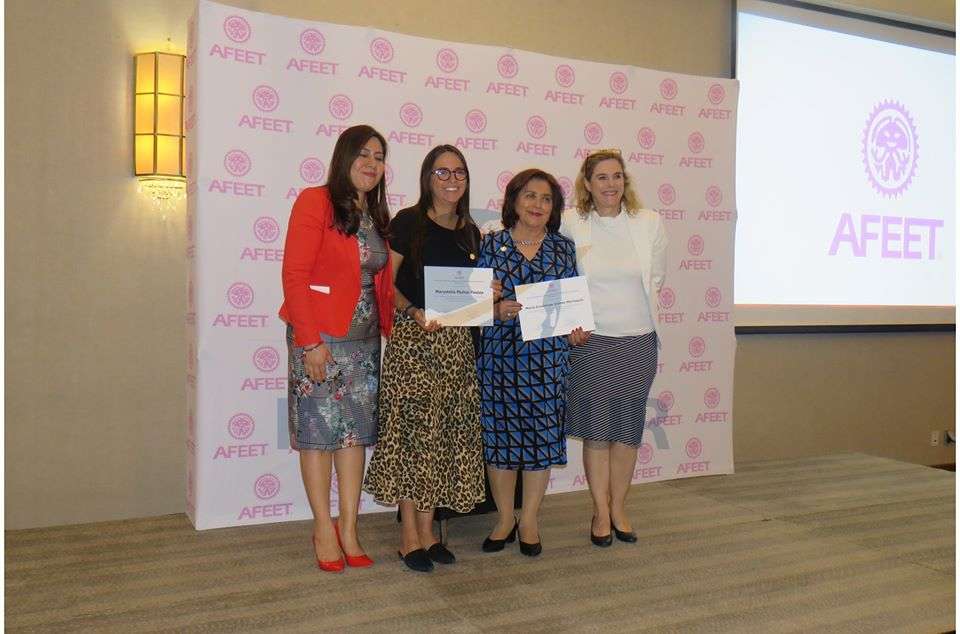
[280,124,394,572]
[364,145,487,573]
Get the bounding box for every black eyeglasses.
[432,168,468,181]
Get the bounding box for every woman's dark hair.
[326,124,390,238]
[501,168,564,233]
[408,145,478,275]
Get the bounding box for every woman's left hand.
[567,327,591,346]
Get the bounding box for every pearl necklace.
[511,231,546,247]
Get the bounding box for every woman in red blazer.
[279,124,394,572]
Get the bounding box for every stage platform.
[6,453,955,632]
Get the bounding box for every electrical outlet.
[930,431,941,447]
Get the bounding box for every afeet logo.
[609,71,628,94]
[705,185,722,207]
[862,100,918,197]
[436,48,459,73]
[223,15,251,43]
[299,157,325,183]
[637,127,656,150]
[369,37,394,63]
[637,443,654,464]
[497,171,513,192]
[658,287,676,310]
[584,122,604,145]
[687,131,705,154]
[555,64,575,87]
[703,388,720,410]
[497,54,518,79]
[253,217,280,243]
[227,282,254,309]
[704,287,722,308]
[688,336,706,358]
[253,346,280,373]
[299,28,325,55]
[687,234,705,257]
[228,413,255,440]
[657,390,675,412]
[658,183,676,206]
[685,437,703,459]
[465,109,487,134]
[707,83,725,105]
[659,78,678,100]
[254,474,280,500]
[224,150,251,177]
[526,115,547,139]
[328,95,353,120]
[399,102,423,128]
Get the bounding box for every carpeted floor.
[6,453,955,632]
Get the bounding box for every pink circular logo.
[584,122,604,145]
[687,234,705,257]
[328,94,353,121]
[685,437,703,459]
[657,183,676,206]
[369,37,394,63]
[227,282,254,310]
[399,102,423,128]
[637,127,656,150]
[688,131,705,154]
[708,83,725,105]
[705,185,723,207]
[436,48,459,73]
[526,115,547,139]
[223,15,251,43]
[862,100,919,198]
[689,336,706,358]
[657,391,675,412]
[658,286,676,310]
[299,157,326,184]
[609,71,628,94]
[253,346,279,373]
[465,109,487,134]
[497,171,513,193]
[224,149,251,177]
[659,78,678,100]
[228,413,255,440]
[253,474,280,500]
[252,85,279,112]
[637,442,654,465]
[705,287,722,308]
[704,388,720,410]
[299,28,325,55]
[558,176,573,201]
[497,54,518,79]
[385,163,394,186]
[555,64,575,87]
[254,216,280,243]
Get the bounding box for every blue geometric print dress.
[477,230,578,470]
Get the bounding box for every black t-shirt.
[390,206,481,309]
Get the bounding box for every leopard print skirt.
[363,312,486,513]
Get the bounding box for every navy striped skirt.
[565,331,658,446]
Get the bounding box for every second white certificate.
[514,275,596,342]
[424,266,494,327]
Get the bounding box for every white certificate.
[514,275,596,342]
[423,266,494,327]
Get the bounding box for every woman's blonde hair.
[573,150,642,217]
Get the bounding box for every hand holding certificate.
[514,275,596,342]
[424,266,494,327]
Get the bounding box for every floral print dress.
[286,213,387,450]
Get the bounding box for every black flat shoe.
[398,548,434,572]
[426,542,456,564]
[482,520,518,552]
[519,539,542,557]
[613,525,638,543]
[590,516,612,547]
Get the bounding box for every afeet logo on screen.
[399,102,423,128]
[251,85,279,112]
[299,28,325,55]
[254,474,280,500]
[699,286,728,322]
[862,101,918,197]
[227,282,254,310]
[687,131,705,154]
[558,177,573,203]
[658,286,676,310]
[465,109,487,134]
[497,54,519,79]
[704,287,722,308]
[685,437,703,459]
[687,234,705,257]
[657,390,675,412]
[497,171,514,193]
[253,346,280,373]
[637,442,654,465]
[224,150,251,177]
[223,15,251,43]
[688,336,706,358]
[658,183,677,206]
[328,95,353,120]
[299,157,326,184]
[584,122,604,145]
[228,413,255,440]
[705,185,723,207]
[637,127,656,150]
[555,64,576,87]
[436,48,459,73]
[707,83,725,105]
[703,388,721,410]
[369,37,394,63]
[659,78,678,100]
[526,115,547,139]
[609,71,628,95]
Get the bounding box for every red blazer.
[279,186,394,347]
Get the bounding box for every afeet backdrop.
[186,0,739,529]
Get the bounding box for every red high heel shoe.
[311,536,345,573]
[334,521,374,568]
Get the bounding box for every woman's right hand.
[496,300,523,321]
[411,307,442,332]
[303,343,334,382]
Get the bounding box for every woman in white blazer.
[559,150,667,547]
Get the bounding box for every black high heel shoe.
[518,521,542,557]
[482,519,518,552]
[612,524,638,543]
[590,516,613,547]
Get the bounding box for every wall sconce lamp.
[134,51,186,211]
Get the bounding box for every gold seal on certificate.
[514,276,596,341]
[424,266,494,327]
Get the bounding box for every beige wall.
[5,0,954,530]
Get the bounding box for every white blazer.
[559,207,668,339]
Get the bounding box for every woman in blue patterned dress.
[477,169,586,557]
